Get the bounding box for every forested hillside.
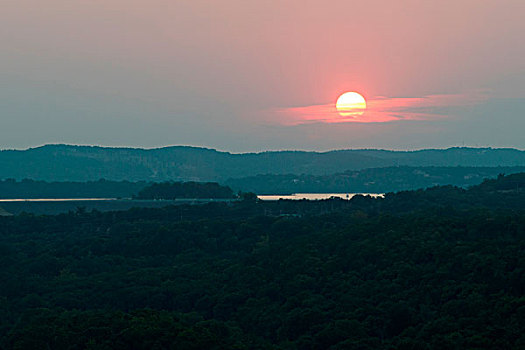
[0,174,524,349]
[1,144,525,181]
[2,167,524,200]
[226,166,525,194]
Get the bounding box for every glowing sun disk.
[336,92,367,117]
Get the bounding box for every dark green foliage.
[0,174,524,348]
[135,182,235,200]
[5,309,251,350]
[474,172,525,193]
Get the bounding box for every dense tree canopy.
[0,174,524,349]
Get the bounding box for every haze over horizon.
[2,0,524,152]
[3,143,525,154]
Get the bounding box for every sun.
[336,92,367,117]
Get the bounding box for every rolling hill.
[1,144,525,182]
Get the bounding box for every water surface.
[258,193,383,201]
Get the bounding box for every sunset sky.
[2,0,524,151]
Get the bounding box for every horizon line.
[1,143,524,154]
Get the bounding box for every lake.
[0,198,118,202]
[0,195,384,215]
[257,193,384,201]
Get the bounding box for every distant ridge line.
[1,144,524,155]
[1,144,525,182]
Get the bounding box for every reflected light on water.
[0,198,118,202]
[257,193,384,201]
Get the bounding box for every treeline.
[226,166,525,194]
[0,179,146,199]
[0,174,524,348]
[134,181,236,200]
[0,179,237,200]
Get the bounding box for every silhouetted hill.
[135,181,235,200]
[1,144,525,182]
[472,172,525,193]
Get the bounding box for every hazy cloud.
[269,92,488,125]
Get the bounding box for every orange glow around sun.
[336,92,367,117]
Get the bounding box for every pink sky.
[270,91,489,125]
[1,0,524,150]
